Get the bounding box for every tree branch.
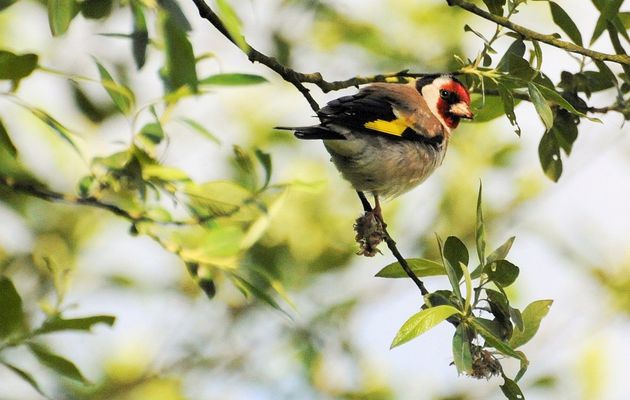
[0,176,228,226]
[446,0,630,66]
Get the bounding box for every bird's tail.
[274,125,345,140]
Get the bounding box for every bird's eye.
[440,89,450,99]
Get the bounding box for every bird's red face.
[417,75,473,131]
[436,79,473,129]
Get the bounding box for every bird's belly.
[324,136,445,199]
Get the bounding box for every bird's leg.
[373,194,386,228]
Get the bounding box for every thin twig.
[356,191,429,296]
[446,0,630,66]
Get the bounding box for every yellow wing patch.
[363,118,409,136]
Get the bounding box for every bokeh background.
[1,0,630,399]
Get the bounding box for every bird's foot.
[354,210,385,257]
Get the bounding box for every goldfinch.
[279,74,472,213]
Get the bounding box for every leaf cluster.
[378,185,552,399]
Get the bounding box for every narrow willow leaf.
[438,236,463,304]
[94,60,135,114]
[532,39,543,72]
[157,0,191,31]
[471,317,525,360]
[26,106,81,155]
[452,324,473,374]
[0,277,24,338]
[80,0,113,19]
[475,182,486,266]
[590,0,623,45]
[48,0,77,36]
[0,51,39,83]
[497,84,521,135]
[142,164,190,182]
[509,299,553,348]
[131,2,148,69]
[375,258,445,278]
[0,119,17,157]
[199,73,268,86]
[528,82,553,130]
[29,344,89,383]
[482,0,504,16]
[37,315,115,334]
[162,14,198,93]
[230,273,290,317]
[469,93,506,122]
[1,362,47,397]
[538,130,563,182]
[551,111,578,155]
[390,305,461,349]
[444,236,468,278]
[549,2,583,46]
[501,375,526,400]
[487,236,516,263]
[216,0,248,51]
[178,117,221,144]
[255,149,272,190]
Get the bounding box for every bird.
[277,74,473,220]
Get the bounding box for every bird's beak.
[450,102,474,119]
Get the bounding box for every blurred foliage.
[0,0,628,399]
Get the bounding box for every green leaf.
[438,236,463,305]
[500,375,526,400]
[131,2,149,69]
[230,273,289,316]
[470,93,506,122]
[509,299,553,348]
[550,111,578,155]
[549,2,583,46]
[528,82,553,130]
[390,305,461,349]
[48,0,78,36]
[24,106,81,155]
[157,0,191,31]
[80,0,112,19]
[94,60,135,115]
[497,84,521,135]
[0,51,38,83]
[470,317,525,360]
[499,53,536,81]
[0,277,24,338]
[185,180,252,216]
[487,236,516,263]
[1,362,47,397]
[0,0,18,12]
[444,236,468,278]
[255,149,272,190]
[452,324,473,374]
[138,122,164,145]
[216,0,249,51]
[178,117,221,144]
[162,13,198,93]
[538,129,563,182]
[590,0,623,45]
[376,258,445,278]
[28,343,89,383]
[498,40,526,67]
[475,182,486,265]
[36,315,115,335]
[485,260,520,287]
[0,119,17,157]
[199,73,268,86]
[142,164,190,182]
[482,0,505,16]
[510,306,524,332]
[534,82,596,121]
